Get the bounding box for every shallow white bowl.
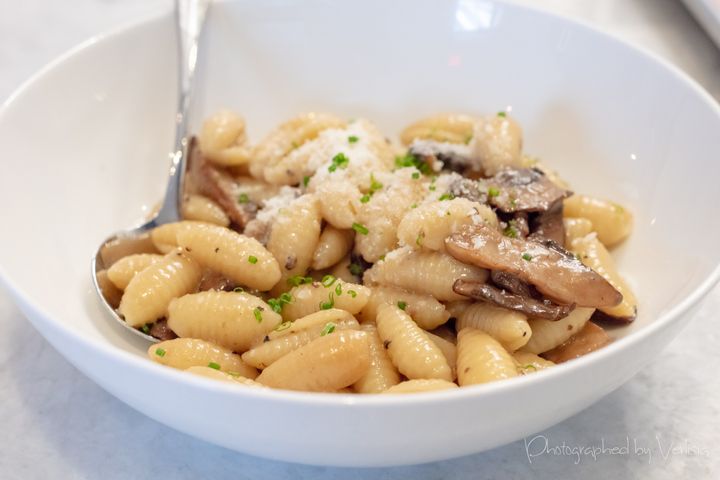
[1,0,719,467]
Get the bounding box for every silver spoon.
[91,0,210,342]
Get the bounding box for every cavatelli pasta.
[312,226,354,270]
[397,198,497,251]
[570,233,637,321]
[375,304,452,381]
[512,351,555,374]
[400,113,478,145]
[352,323,401,393]
[521,307,595,354]
[266,194,322,293]
[175,222,281,291]
[255,330,371,391]
[361,285,450,329]
[149,338,257,378]
[185,366,266,387]
[242,310,360,369]
[167,290,282,352]
[281,279,371,321]
[471,113,524,175]
[106,253,163,290]
[453,301,532,352]
[363,247,488,301]
[182,194,231,227]
[425,330,458,380]
[118,251,202,327]
[457,327,518,386]
[564,194,632,247]
[563,217,594,246]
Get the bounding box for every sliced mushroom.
[409,139,474,174]
[541,321,610,363]
[197,269,235,292]
[149,319,178,341]
[528,199,565,245]
[484,168,570,213]
[445,223,622,308]
[453,279,574,320]
[187,137,256,227]
[490,270,534,297]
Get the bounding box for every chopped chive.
[410,203,418,209]
[348,263,363,276]
[352,222,369,235]
[412,171,420,179]
[394,153,430,174]
[248,255,258,264]
[227,371,241,377]
[369,174,383,193]
[155,348,166,357]
[267,298,282,313]
[503,225,519,238]
[522,253,533,262]
[488,187,500,198]
[397,301,407,311]
[497,111,507,117]
[303,175,311,187]
[208,362,221,370]
[253,307,263,323]
[335,283,343,296]
[140,324,151,334]
[360,194,371,203]
[232,286,244,293]
[291,141,299,149]
[321,275,337,287]
[319,293,335,310]
[348,290,357,298]
[238,193,249,204]
[328,152,349,173]
[464,134,473,144]
[379,254,386,261]
[416,232,425,246]
[320,322,336,336]
[612,203,625,214]
[287,275,313,287]
[438,193,455,201]
[279,292,292,304]
[274,320,293,332]
[348,135,359,144]
[520,364,537,371]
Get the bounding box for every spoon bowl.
[91,0,210,342]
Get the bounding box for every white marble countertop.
[1,1,719,478]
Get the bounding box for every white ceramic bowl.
[1,0,719,467]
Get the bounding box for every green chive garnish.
[522,253,533,262]
[320,322,337,336]
[238,193,249,204]
[155,348,166,357]
[352,222,369,235]
[397,301,407,310]
[248,255,258,264]
[208,362,221,370]
[253,307,263,323]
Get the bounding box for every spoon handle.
[154,0,211,225]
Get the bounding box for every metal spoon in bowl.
[91,0,210,342]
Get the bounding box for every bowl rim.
[1,0,720,407]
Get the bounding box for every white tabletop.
[1,1,719,478]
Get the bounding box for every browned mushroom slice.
[409,139,474,174]
[149,319,178,341]
[490,270,534,297]
[528,199,565,245]
[445,223,622,307]
[541,321,611,363]
[187,138,256,227]
[484,168,570,213]
[590,307,637,325]
[197,269,236,292]
[453,279,574,320]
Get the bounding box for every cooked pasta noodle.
[375,304,452,381]
[255,330,371,391]
[167,290,282,352]
[361,285,450,329]
[353,323,401,393]
[149,338,257,378]
[106,253,163,290]
[564,194,632,247]
[457,327,518,386]
[312,226,354,270]
[453,301,532,352]
[118,251,202,327]
[281,279,371,321]
[182,194,231,227]
[521,307,595,354]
